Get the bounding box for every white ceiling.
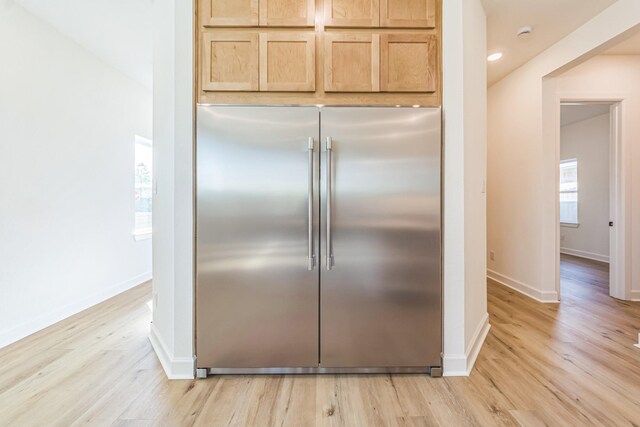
[13,0,152,89]
[561,104,610,127]
[483,0,619,86]
[603,29,640,55]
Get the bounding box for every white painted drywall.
[13,0,153,88]
[556,55,640,300]
[0,1,152,348]
[462,0,489,363]
[560,113,610,263]
[151,0,489,379]
[442,0,490,376]
[149,0,195,379]
[487,0,640,302]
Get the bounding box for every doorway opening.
[557,101,624,300]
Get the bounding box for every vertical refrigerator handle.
[326,137,334,270]
[307,137,315,270]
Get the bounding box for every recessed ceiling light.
[487,52,503,62]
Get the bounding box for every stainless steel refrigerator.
[196,105,442,376]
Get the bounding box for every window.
[559,159,578,225]
[134,136,152,239]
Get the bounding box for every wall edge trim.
[465,312,491,374]
[149,323,195,380]
[443,312,491,377]
[487,269,559,303]
[560,247,609,264]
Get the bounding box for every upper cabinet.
[200,0,437,29]
[201,0,314,27]
[380,0,436,28]
[260,33,316,91]
[325,34,379,92]
[324,0,380,28]
[260,0,315,27]
[201,0,259,27]
[380,34,436,92]
[202,32,259,91]
[325,0,434,28]
[197,0,442,104]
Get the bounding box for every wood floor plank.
[0,256,639,426]
[70,367,160,427]
[192,376,254,427]
[111,420,154,427]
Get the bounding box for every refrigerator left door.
[196,106,320,369]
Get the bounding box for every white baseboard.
[0,271,152,349]
[149,323,195,380]
[560,247,609,263]
[631,290,640,302]
[465,313,491,374]
[487,269,559,303]
[443,313,491,377]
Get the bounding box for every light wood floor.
[1,255,639,426]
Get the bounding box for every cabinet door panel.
[381,0,436,28]
[202,33,259,91]
[201,0,259,27]
[259,0,315,27]
[325,34,379,92]
[324,0,380,27]
[380,34,436,92]
[260,33,316,91]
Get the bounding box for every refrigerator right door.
[320,107,442,368]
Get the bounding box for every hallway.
[560,253,609,300]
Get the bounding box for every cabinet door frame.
[202,32,260,91]
[324,0,380,28]
[260,32,316,92]
[324,33,380,92]
[259,0,315,27]
[200,0,259,27]
[380,33,437,93]
[380,0,436,28]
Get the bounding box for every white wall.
[560,113,610,263]
[149,0,195,379]
[462,0,489,362]
[556,55,640,300]
[0,1,152,348]
[442,0,490,376]
[152,0,489,379]
[487,0,640,302]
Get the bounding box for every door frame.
[554,93,630,300]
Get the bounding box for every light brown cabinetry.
[202,31,315,92]
[324,34,379,92]
[324,0,380,27]
[260,33,316,91]
[259,0,315,26]
[201,0,259,27]
[380,34,436,92]
[380,0,436,28]
[196,0,442,104]
[202,32,259,91]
